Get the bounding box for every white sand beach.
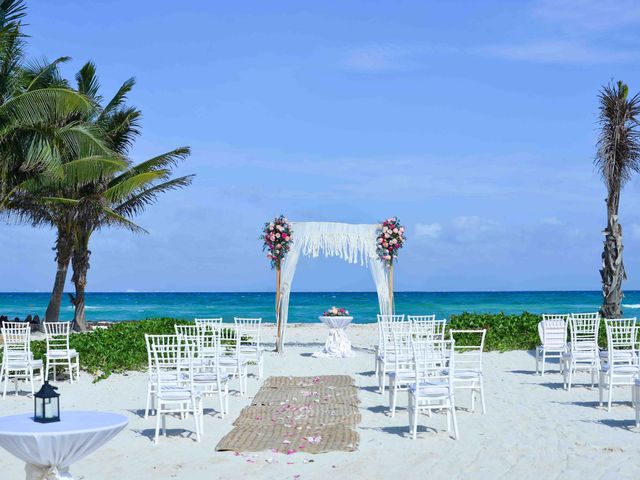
[2,323,640,480]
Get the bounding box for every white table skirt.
[0,411,128,480]
[314,316,355,358]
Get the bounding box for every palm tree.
[595,81,640,318]
[60,63,193,330]
[69,151,192,329]
[0,0,97,209]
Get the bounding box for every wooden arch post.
[388,261,394,314]
[275,263,283,353]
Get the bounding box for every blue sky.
[3,0,640,292]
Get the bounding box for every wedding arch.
[274,222,392,352]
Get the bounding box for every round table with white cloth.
[0,411,128,480]
[313,316,355,358]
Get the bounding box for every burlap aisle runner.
[216,375,360,453]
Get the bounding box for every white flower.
[393,228,398,234]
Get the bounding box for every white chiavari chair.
[234,317,264,379]
[408,338,458,440]
[598,320,640,411]
[535,314,568,375]
[376,314,406,393]
[44,322,80,383]
[1,323,43,398]
[562,313,600,390]
[449,329,486,414]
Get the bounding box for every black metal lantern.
[34,381,60,423]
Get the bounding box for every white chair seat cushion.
[46,349,78,358]
[635,378,640,386]
[452,369,481,379]
[408,381,450,397]
[5,359,43,369]
[150,372,179,382]
[193,373,228,382]
[388,371,415,379]
[219,357,248,366]
[600,365,640,374]
[158,387,195,401]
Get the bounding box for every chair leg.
[218,384,225,419]
[607,378,613,412]
[541,351,546,376]
[1,364,7,399]
[535,348,540,375]
[479,377,486,414]
[193,398,201,443]
[451,402,459,440]
[68,358,73,384]
[45,358,50,382]
[154,407,162,444]
[145,383,153,419]
[599,372,604,406]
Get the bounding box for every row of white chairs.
[375,314,486,440]
[144,317,263,444]
[1,322,79,398]
[535,313,640,421]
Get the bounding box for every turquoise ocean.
[2,291,640,323]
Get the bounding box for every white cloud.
[533,0,640,31]
[478,40,636,65]
[415,222,443,239]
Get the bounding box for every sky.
[3,0,640,293]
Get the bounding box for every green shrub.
[29,318,191,381]
[447,312,542,351]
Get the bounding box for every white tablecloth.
[0,411,128,480]
[313,316,355,358]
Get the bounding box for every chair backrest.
[213,324,241,356]
[44,322,71,352]
[234,317,261,348]
[391,328,414,376]
[569,313,600,352]
[147,334,190,387]
[449,329,486,373]
[410,317,446,341]
[412,338,454,391]
[407,315,436,323]
[1,323,30,358]
[377,314,407,351]
[605,322,639,367]
[195,318,223,332]
[604,317,637,330]
[542,314,569,322]
[538,319,567,349]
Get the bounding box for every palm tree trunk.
[601,192,626,318]
[70,234,91,332]
[45,225,73,323]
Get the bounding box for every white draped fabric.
[278,222,390,347]
[0,411,127,480]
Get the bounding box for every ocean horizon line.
[0,289,627,294]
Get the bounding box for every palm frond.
[102,170,168,204]
[114,175,194,218]
[0,87,94,126]
[23,56,70,91]
[75,61,102,104]
[101,106,141,154]
[0,0,26,26]
[101,207,147,234]
[108,147,190,186]
[99,77,135,120]
[595,81,640,194]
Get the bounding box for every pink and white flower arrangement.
[322,306,350,317]
[260,215,293,269]
[376,217,406,266]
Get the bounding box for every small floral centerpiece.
[376,217,406,267]
[322,306,350,317]
[260,215,293,268]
